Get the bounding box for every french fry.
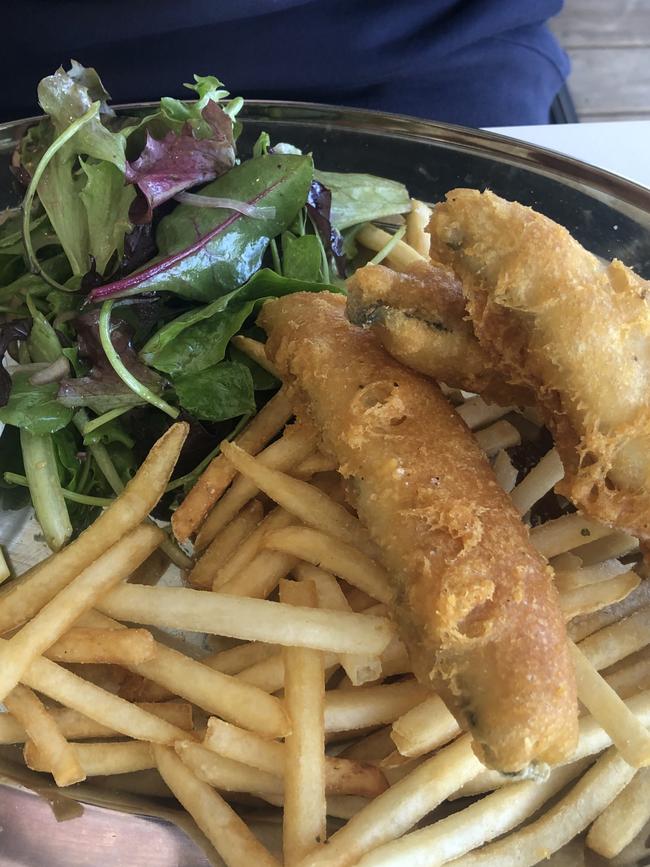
[0,523,163,703]
[559,571,640,620]
[80,609,289,738]
[4,684,84,787]
[263,526,392,604]
[448,748,635,867]
[405,199,432,257]
[292,452,338,479]
[492,449,517,494]
[0,422,187,635]
[353,761,588,867]
[154,744,281,867]
[509,447,564,516]
[473,420,520,456]
[97,583,394,655]
[297,734,482,867]
[187,500,264,589]
[262,793,371,821]
[605,649,650,698]
[296,563,382,686]
[0,546,9,584]
[173,388,292,543]
[237,652,291,693]
[176,738,283,793]
[356,224,427,271]
[44,626,157,665]
[202,641,278,675]
[195,422,317,551]
[325,681,430,733]
[280,579,327,865]
[570,529,639,566]
[219,549,298,599]
[570,641,650,767]
[579,605,650,670]
[213,507,295,590]
[25,740,155,777]
[586,766,650,858]
[339,727,396,762]
[230,334,282,379]
[553,555,630,592]
[530,512,614,559]
[379,635,411,679]
[221,441,373,553]
[0,701,192,745]
[455,396,514,431]
[391,694,460,757]
[119,674,175,703]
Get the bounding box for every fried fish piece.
[429,188,650,539]
[259,291,577,773]
[346,261,530,406]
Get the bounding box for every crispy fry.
[264,527,392,604]
[0,547,9,584]
[280,579,327,864]
[176,738,283,793]
[325,681,430,733]
[155,744,281,867]
[492,449,517,494]
[586,766,650,858]
[221,440,373,552]
[473,420,520,456]
[230,334,282,379]
[571,530,639,566]
[172,388,292,543]
[0,524,163,702]
[188,500,264,589]
[510,448,564,516]
[5,684,84,787]
[553,555,630,592]
[559,571,640,620]
[25,740,155,777]
[530,512,612,559]
[213,507,295,590]
[80,609,289,738]
[202,641,278,675]
[391,693,460,758]
[194,422,317,551]
[405,199,432,257]
[455,397,514,431]
[44,627,157,665]
[579,605,650,670]
[97,583,394,655]
[219,549,298,599]
[449,747,635,867]
[0,422,187,635]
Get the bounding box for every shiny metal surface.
[0,101,649,865]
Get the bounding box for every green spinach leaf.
[314,170,410,230]
[282,233,322,281]
[173,361,255,422]
[0,372,73,434]
[80,160,135,273]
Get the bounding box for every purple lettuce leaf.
[306,180,347,278]
[0,319,33,407]
[126,101,236,224]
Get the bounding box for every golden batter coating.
[346,261,530,406]
[429,188,650,539]
[260,292,578,773]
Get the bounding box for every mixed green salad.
[0,62,411,553]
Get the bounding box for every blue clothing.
[1,1,569,126]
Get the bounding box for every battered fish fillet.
[429,188,650,539]
[259,292,578,773]
[346,260,531,406]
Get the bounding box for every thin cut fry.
[559,571,640,620]
[5,684,84,787]
[455,396,514,430]
[325,681,430,733]
[571,529,639,566]
[154,744,281,867]
[263,526,392,604]
[280,579,327,865]
[292,452,338,479]
[340,728,396,762]
[221,440,373,553]
[0,701,192,744]
[0,546,9,584]
[203,717,387,798]
[579,605,650,670]
[25,740,154,777]
[176,738,283,793]
[356,224,427,270]
[297,563,381,686]
[405,199,432,257]
[230,334,282,379]
[195,422,317,551]
[586,766,650,858]
[97,583,394,655]
[297,734,482,867]
[202,641,277,675]
[492,449,517,494]
[0,523,163,703]
[173,388,292,543]
[391,693,460,757]
[530,512,613,559]
[188,500,264,589]
[213,507,295,590]
[0,422,187,635]
[570,641,650,767]
[510,448,564,516]
[449,748,635,867]
[219,549,298,599]
[553,555,630,592]
[473,420,520,455]
[80,609,289,738]
[354,761,587,867]
[44,627,157,665]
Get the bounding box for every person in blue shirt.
[1,1,569,126]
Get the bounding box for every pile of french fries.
[3,327,650,865]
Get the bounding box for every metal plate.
[1,101,649,865]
